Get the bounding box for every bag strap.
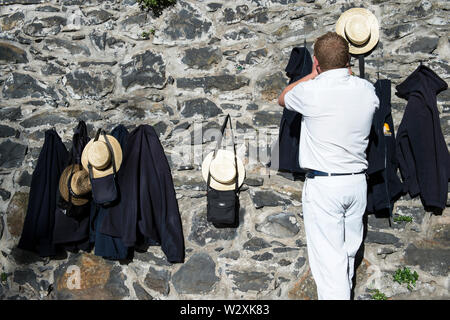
[207,114,239,192]
[87,128,117,180]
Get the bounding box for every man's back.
[284,68,379,173]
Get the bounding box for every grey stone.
[244,177,264,187]
[144,266,170,295]
[43,38,90,56]
[410,37,439,53]
[35,5,60,12]
[251,252,273,261]
[245,48,268,64]
[13,269,40,291]
[41,62,65,76]
[256,212,299,238]
[133,251,172,267]
[20,112,72,128]
[22,16,66,37]
[295,257,306,269]
[0,140,27,168]
[0,11,24,31]
[253,111,283,127]
[219,250,240,260]
[177,74,250,93]
[89,31,107,51]
[104,266,130,298]
[0,189,11,201]
[243,237,271,251]
[365,230,400,245]
[17,171,32,187]
[223,27,256,41]
[121,50,166,90]
[0,0,42,3]
[227,270,272,292]
[172,253,219,294]
[190,121,220,144]
[0,43,28,64]
[133,282,153,300]
[84,9,114,25]
[207,3,222,12]
[188,209,238,246]
[0,125,16,138]
[250,190,291,209]
[246,103,259,110]
[181,98,222,118]
[404,244,450,276]
[383,23,414,40]
[182,47,222,70]
[2,73,57,99]
[0,107,22,121]
[64,70,115,100]
[160,1,212,42]
[256,71,288,101]
[221,103,241,110]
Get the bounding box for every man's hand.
[278,58,319,107]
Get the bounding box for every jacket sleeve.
[395,99,422,198]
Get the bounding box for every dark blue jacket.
[99,125,185,263]
[18,130,68,257]
[395,65,449,210]
[89,124,130,260]
[366,79,404,214]
[271,46,312,174]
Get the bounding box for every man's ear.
[313,56,321,74]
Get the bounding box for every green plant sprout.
[393,215,413,223]
[393,267,419,291]
[369,289,388,300]
[1,272,7,282]
[137,0,177,17]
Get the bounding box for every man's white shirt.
[284,68,379,173]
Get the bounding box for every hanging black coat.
[271,46,312,175]
[366,79,404,214]
[395,65,449,210]
[99,124,185,263]
[18,129,68,257]
[52,121,91,252]
[89,124,130,260]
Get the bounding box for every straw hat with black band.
[59,164,92,206]
[202,149,246,191]
[336,8,379,55]
[81,129,122,179]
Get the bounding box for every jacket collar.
[315,68,349,80]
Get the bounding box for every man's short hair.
[314,32,350,71]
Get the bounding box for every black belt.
[306,169,366,179]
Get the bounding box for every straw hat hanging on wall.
[202,149,246,191]
[59,164,92,206]
[336,8,380,55]
[81,133,123,178]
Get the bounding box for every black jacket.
[395,65,449,209]
[271,46,312,174]
[99,124,185,263]
[18,129,68,257]
[52,121,91,252]
[366,79,404,213]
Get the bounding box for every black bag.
[88,129,119,207]
[206,115,241,228]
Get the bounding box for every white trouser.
[302,174,367,300]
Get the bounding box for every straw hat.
[81,133,122,178]
[202,149,245,191]
[59,164,91,206]
[336,8,379,55]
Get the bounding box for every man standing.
[278,32,379,300]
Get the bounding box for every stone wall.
[0,0,449,300]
